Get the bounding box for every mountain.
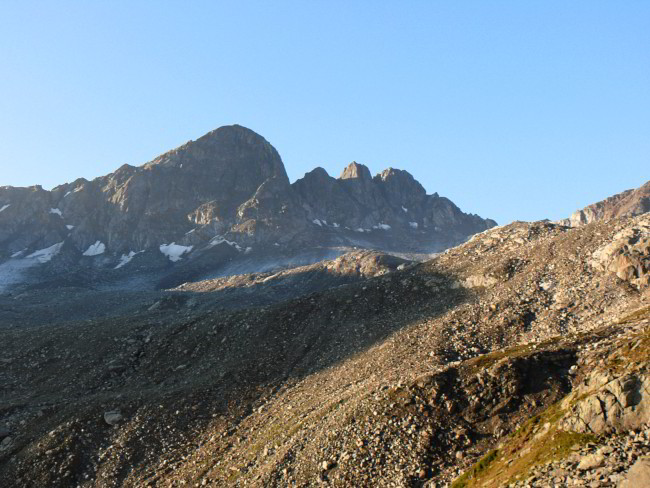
[8,128,650,487]
[0,125,496,292]
[559,179,650,227]
[0,206,648,487]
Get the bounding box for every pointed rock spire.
[339,162,371,181]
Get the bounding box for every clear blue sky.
[1,1,648,224]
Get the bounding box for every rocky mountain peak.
[375,167,426,198]
[0,125,496,291]
[339,161,372,180]
[302,167,330,180]
[144,124,289,183]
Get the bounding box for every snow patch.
[185,228,196,234]
[11,249,26,258]
[64,191,72,197]
[49,208,62,216]
[312,219,323,226]
[83,241,106,256]
[402,206,408,213]
[0,204,10,213]
[66,225,75,230]
[115,251,142,269]
[208,236,242,251]
[244,247,253,254]
[160,243,193,262]
[332,222,340,228]
[409,222,419,229]
[373,223,391,231]
[27,242,64,263]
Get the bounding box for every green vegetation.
[450,401,596,487]
[451,449,499,488]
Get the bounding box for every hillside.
[0,210,648,487]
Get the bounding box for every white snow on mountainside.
[160,243,193,262]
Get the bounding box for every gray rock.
[561,372,650,434]
[104,410,123,426]
[0,436,12,451]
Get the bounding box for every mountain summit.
[0,125,496,291]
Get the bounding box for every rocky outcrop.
[590,215,650,289]
[560,180,650,227]
[560,371,650,434]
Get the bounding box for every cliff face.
[293,162,496,234]
[0,125,496,291]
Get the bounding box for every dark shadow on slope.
[0,262,471,487]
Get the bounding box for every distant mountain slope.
[559,180,650,227]
[0,125,495,291]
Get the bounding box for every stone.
[104,410,123,426]
[0,437,12,451]
[578,453,605,470]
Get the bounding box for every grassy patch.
[451,449,499,488]
[450,401,596,488]
[604,311,650,374]
[464,344,532,376]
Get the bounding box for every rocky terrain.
[0,125,495,293]
[0,204,649,487]
[559,180,650,227]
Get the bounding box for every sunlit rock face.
[559,180,650,227]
